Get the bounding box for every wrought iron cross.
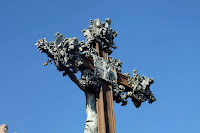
[35,18,156,133]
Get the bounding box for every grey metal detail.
[79,43,98,59]
[113,84,128,106]
[79,69,100,93]
[108,57,122,72]
[35,33,83,74]
[124,69,156,108]
[94,56,117,84]
[82,18,117,55]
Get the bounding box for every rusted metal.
[95,42,117,133]
[96,43,106,133]
[102,50,117,133]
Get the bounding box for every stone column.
[84,91,98,133]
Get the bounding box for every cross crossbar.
[81,55,133,89]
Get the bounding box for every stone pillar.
[84,91,98,133]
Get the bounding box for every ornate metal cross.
[35,18,156,133]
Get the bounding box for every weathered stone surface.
[84,91,98,133]
[0,124,8,133]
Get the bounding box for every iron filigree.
[35,32,82,73]
[82,18,117,55]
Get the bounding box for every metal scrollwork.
[125,69,156,108]
[113,84,128,106]
[79,69,100,93]
[112,69,156,108]
[82,18,117,55]
[79,43,98,59]
[108,57,122,72]
[35,32,83,73]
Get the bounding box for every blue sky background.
[0,0,200,133]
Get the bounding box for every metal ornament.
[94,56,117,84]
[125,69,157,107]
[108,57,122,72]
[82,18,118,55]
[35,33,83,73]
[79,69,100,92]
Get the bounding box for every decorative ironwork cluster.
[124,69,156,107]
[82,18,117,55]
[113,84,128,106]
[112,69,156,108]
[35,18,156,108]
[79,42,98,59]
[108,57,122,72]
[79,69,100,92]
[35,33,82,73]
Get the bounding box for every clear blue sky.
[0,0,200,133]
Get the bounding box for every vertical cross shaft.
[95,42,117,133]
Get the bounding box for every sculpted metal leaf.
[35,33,83,73]
[82,18,117,55]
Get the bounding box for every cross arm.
[80,56,133,90]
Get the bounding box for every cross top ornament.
[35,18,156,133]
